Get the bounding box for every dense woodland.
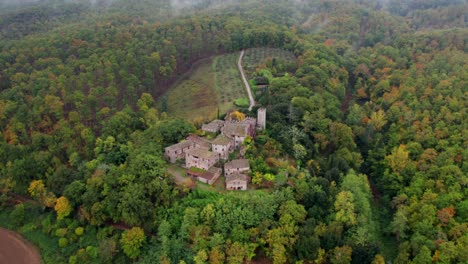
[0,0,466,263]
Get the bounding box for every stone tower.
[257,108,266,130]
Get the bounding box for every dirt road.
[238,50,255,111]
[0,228,41,264]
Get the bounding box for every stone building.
[188,167,222,185]
[186,148,219,171]
[257,108,266,130]
[211,135,232,160]
[164,141,194,163]
[222,123,249,149]
[224,159,250,176]
[186,134,211,149]
[226,173,248,190]
[242,117,257,137]
[202,120,225,133]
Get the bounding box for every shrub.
[86,246,98,258]
[234,98,249,107]
[55,228,68,237]
[9,204,25,227]
[20,223,37,233]
[59,237,69,248]
[99,238,118,263]
[68,255,77,264]
[41,214,54,234]
[74,227,84,236]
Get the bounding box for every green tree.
[329,122,356,150]
[334,191,357,227]
[194,249,208,264]
[412,246,432,264]
[330,245,352,264]
[120,227,146,259]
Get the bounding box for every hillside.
[0,0,467,263]
[161,48,296,122]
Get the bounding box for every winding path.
[0,228,41,264]
[238,50,255,111]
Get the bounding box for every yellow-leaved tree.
[28,180,57,208]
[230,111,246,121]
[55,196,72,220]
[385,144,411,175]
[369,109,387,131]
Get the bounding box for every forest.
[0,0,466,263]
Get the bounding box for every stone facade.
[222,123,249,149]
[224,159,250,176]
[188,167,222,185]
[186,134,211,149]
[242,117,257,136]
[226,173,248,190]
[166,112,263,189]
[186,148,219,171]
[164,141,194,163]
[257,108,266,130]
[204,167,222,185]
[212,135,232,160]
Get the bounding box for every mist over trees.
[0,0,466,263]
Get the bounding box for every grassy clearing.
[160,52,248,122]
[163,58,219,121]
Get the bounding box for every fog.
[1,0,466,17]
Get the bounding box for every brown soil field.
[0,228,41,264]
